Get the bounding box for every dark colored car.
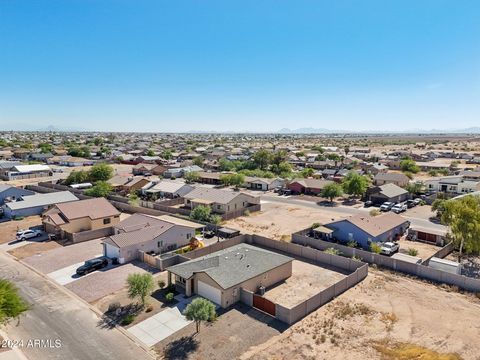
[76,258,108,276]
[203,230,216,239]
[406,199,416,208]
[364,200,373,208]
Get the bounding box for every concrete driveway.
[47,254,103,285]
[128,294,205,347]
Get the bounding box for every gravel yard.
[22,238,104,273]
[8,241,62,260]
[65,261,159,303]
[0,216,42,244]
[264,260,347,308]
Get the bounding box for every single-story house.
[42,198,120,236]
[0,185,35,205]
[366,183,409,205]
[287,178,333,195]
[163,165,203,179]
[425,176,480,195]
[183,187,260,214]
[144,180,194,199]
[132,163,166,176]
[320,212,410,248]
[102,213,201,262]
[196,171,223,185]
[0,164,52,181]
[167,243,293,308]
[373,172,410,187]
[2,191,79,219]
[244,177,285,191]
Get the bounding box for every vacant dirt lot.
[0,216,42,244]
[156,303,287,360]
[225,202,348,240]
[8,241,62,259]
[241,268,480,360]
[264,260,347,308]
[397,237,441,260]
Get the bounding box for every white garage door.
[197,281,222,305]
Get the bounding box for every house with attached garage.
[144,180,194,199]
[317,212,410,249]
[2,191,79,219]
[373,172,410,187]
[166,243,293,308]
[102,213,202,263]
[366,183,409,205]
[287,178,333,195]
[183,187,260,214]
[244,177,285,191]
[42,198,120,237]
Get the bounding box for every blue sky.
[1,1,479,132]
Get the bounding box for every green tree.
[431,198,447,218]
[192,156,204,167]
[320,183,343,203]
[38,142,53,153]
[190,205,212,222]
[400,159,420,174]
[220,173,245,187]
[84,181,113,197]
[128,192,140,206]
[342,172,369,198]
[161,149,173,160]
[64,170,90,185]
[183,298,216,333]
[300,167,314,178]
[88,163,114,182]
[253,149,271,170]
[0,280,29,325]
[441,195,480,260]
[126,273,154,307]
[405,182,423,196]
[146,149,155,157]
[184,171,199,184]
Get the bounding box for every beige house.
[167,244,293,308]
[373,172,410,187]
[43,198,120,236]
[102,213,202,263]
[183,187,260,214]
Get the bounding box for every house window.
[157,241,163,248]
[103,218,111,225]
[187,233,191,239]
[217,205,221,210]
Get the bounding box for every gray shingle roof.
[378,183,408,198]
[167,244,293,290]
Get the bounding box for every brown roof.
[290,178,333,189]
[340,212,408,237]
[113,213,170,232]
[103,224,175,248]
[55,198,120,221]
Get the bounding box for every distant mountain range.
[0,123,89,132]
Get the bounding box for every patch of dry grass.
[373,340,463,360]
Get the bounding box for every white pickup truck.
[380,242,400,256]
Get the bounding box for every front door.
[191,279,195,294]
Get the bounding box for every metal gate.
[253,294,276,316]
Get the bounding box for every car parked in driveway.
[364,200,373,208]
[380,202,395,212]
[76,258,109,276]
[16,229,43,241]
[391,203,407,213]
[406,199,416,208]
[380,242,400,256]
[413,198,422,205]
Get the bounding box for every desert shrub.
[165,292,174,302]
[347,240,358,248]
[370,243,382,254]
[324,247,341,255]
[120,314,135,326]
[158,280,166,289]
[107,302,121,313]
[243,209,250,216]
[370,209,381,217]
[407,248,419,256]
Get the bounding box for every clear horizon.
[1,1,479,132]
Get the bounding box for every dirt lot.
[155,303,287,360]
[264,260,347,308]
[397,237,441,260]
[225,202,348,240]
[7,241,62,259]
[241,268,480,360]
[0,216,42,244]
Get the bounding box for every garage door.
[197,281,222,305]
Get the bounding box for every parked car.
[379,202,395,212]
[16,229,43,241]
[203,230,216,239]
[364,200,373,208]
[391,203,407,213]
[413,198,422,205]
[406,199,416,208]
[76,258,109,276]
[380,242,400,256]
[273,186,283,193]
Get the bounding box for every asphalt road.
[0,252,153,360]
[262,194,447,233]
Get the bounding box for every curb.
[4,251,156,359]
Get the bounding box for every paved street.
[262,194,447,233]
[0,252,152,360]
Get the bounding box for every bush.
[244,209,250,216]
[107,302,121,313]
[158,280,166,289]
[165,293,174,302]
[311,222,321,229]
[369,209,381,217]
[324,247,341,255]
[370,243,382,254]
[120,314,135,326]
[347,240,358,248]
[407,248,419,256]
